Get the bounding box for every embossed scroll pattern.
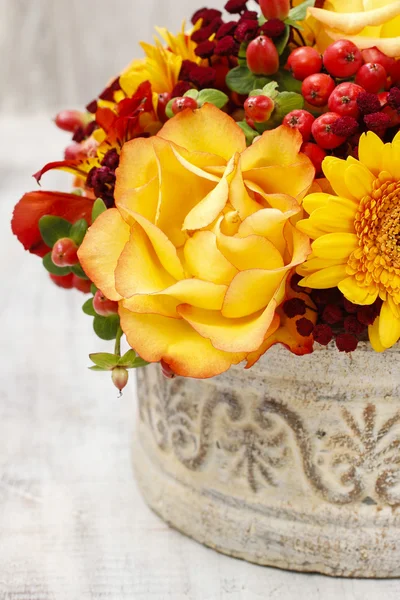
[137,366,400,506]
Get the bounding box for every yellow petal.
[115,223,175,297]
[241,125,303,170]
[115,137,158,197]
[183,156,235,231]
[297,256,347,275]
[122,294,179,318]
[358,132,384,176]
[157,103,246,160]
[312,233,359,259]
[244,157,314,202]
[239,206,299,254]
[78,208,130,301]
[153,279,228,311]
[379,300,400,349]
[309,2,400,35]
[128,212,185,280]
[338,276,379,305]
[222,269,286,318]
[344,163,375,199]
[216,228,284,272]
[183,230,238,285]
[178,297,278,353]
[116,177,160,224]
[368,316,386,352]
[300,265,349,288]
[229,155,262,219]
[119,307,246,378]
[322,157,358,201]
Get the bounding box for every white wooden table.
[2,115,400,599]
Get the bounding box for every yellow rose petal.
[183,230,238,286]
[122,294,179,318]
[222,269,286,318]
[119,307,245,378]
[153,279,228,311]
[78,208,130,301]
[309,2,400,35]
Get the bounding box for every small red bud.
[51,238,79,267]
[112,367,129,393]
[50,273,74,289]
[93,290,119,317]
[171,97,198,114]
[72,275,91,294]
[161,360,176,379]
[246,36,279,76]
[259,0,290,20]
[55,110,86,132]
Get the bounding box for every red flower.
[11,191,93,257]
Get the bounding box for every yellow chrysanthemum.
[297,131,400,352]
[120,22,200,97]
[308,0,400,57]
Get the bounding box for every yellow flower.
[120,23,200,97]
[78,105,314,378]
[308,0,400,57]
[297,131,400,352]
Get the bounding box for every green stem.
[114,327,123,356]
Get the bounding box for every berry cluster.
[281,41,400,170]
[285,276,382,353]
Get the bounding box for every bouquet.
[12,0,400,391]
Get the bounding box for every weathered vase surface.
[133,343,400,577]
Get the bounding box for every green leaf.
[89,352,119,370]
[91,284,98,295]
[275,25,291,56]
[130,357,150,368]
[91,198,107,222]
[165,99,174,119]
[275,70,303,93]
[82,298,96,317]
[118,349,137,367]
[284,18,304,30]
[93,314,120,341]
[288,0,316,22]
[183,89,199,100]
[89,366,107,372]
[70,219,88,245]
[197,89,229,109]
[236,121,259,146]
[42,252,71,276]
[262,81,280,99]
[262,91,305,130]
[237,42,248,68]
[72,188,84,196]
[71,263,89,279]
[39,216,72,248]
[226,66,273,95]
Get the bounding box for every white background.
[2,0,400,597]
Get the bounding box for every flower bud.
[93,290,119,317]
[112,367,129,393]
[55,110,86,133]
[161,360,176,379]
[259,0,290,21]
[51,238,79,267]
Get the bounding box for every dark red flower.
[331,116,359,137]
[240,10,258,20]
[216,21,237,39]
[357,305,378,326]
[235,20,259,42]
[364,111,391,131]
[224,0,248,13]
[283,298,307,318]
[191,8,222,26]
[388,86,400,110]
[290,273,304,294]
[214,36,239,56]
[343,298,359,314]
[344,315,366,336]
[86,100,98,114]
[296,318,315,337]
[101,148,120,170]
[171,81,192,98]
[313,324,333,346]
[259,19,286,38]
[336,333,359,352]
[357,92,381,115]
[195,40,216,59]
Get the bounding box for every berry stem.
[114,326,123,357]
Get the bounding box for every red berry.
[55,110,86,132]
[51,238,79,267]
[244,95,274,123]
[245,116,256,129]
[246,36,279,76]
[301,142,327,176]
[171,96,198,114]
[93,290,119,317]
[259,0,290,20]
[283,109,315,142]
[361,47,395,76]
[302,73,335,107]
[390,60,400,85]
[323,40,362,78]
[72,275,91,293]
[157,92,171,122]
[311,113,346,150]
[327,82,364,118]
[287,47,322,81]
[355,63,387,93]
[50,273,74,289]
